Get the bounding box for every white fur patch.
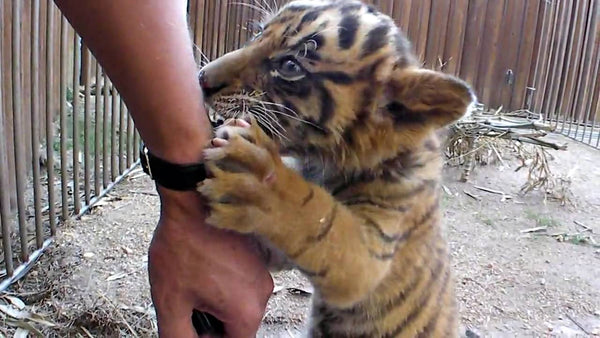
[284,0,331,8]
[281,156,302,172]
[462,93,481,120]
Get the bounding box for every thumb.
[220,298,268,338]
[223,321,263,338]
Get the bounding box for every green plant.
[525,210,561,227]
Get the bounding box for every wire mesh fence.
[530,0,600,148]
[0,0,140,290]
[1,0,599,291]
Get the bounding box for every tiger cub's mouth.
[207,91,290,142]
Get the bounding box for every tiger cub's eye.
[278,57,305,79]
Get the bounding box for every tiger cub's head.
[200,0,475,169]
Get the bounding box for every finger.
[149,262,199,338]
[232,118,251,128]
[222,118,250,128]
[222,118,237,126]
[223,321,263,338]
[220,294,270,338]
[214,125,254,143]
[216,273,273,338]
[204,136,275,181]
[154,306,199,338]
[210,138,229,147]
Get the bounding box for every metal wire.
[31,0,44,249]
[0,0,144,292]
[0,160,140,293]
[72,35,82,215]
[83,46,92,205]
[94,63,102,197]
[60,15,70,221]
[103,75,110,189]
[0,34,15,277]
[12,0,30,262]
[46,0,57,235]
[111,83,120,181]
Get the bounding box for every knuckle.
[215,125,238,139]
[238,303,267,326]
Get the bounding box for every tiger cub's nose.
[198,70,227,99]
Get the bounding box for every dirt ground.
[3,133,600,337]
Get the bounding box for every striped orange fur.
[197,1,476,337]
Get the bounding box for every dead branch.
[565,313,592,335]
[444,106,573,204]
[520,226,548,234]
[574,221,592,233]
[463,190,481,201]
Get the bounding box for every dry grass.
[514,143,574,206]
[1,243,156,338]
[1,179,160,338]
[2,118,599,337]
[444,106,573,204]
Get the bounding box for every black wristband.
[138,113,227,191]
[139,144,208,191]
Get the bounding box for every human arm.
[52,1,273,337]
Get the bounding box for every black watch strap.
[138,114,224,191]
[139,144,208,191]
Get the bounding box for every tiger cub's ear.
[385,67,476,129]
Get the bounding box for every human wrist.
[143,119,213,165]
[157,185,208,223]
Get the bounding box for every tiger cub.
[197,0,475,337]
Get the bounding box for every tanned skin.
[53,1,273,337]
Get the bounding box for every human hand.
[148,187,273,338]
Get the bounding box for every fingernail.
[212,138,229,147]
[236,119,251,128]
[264,171,277,185]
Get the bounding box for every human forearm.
[53,3,272,337]
[53,0,209,164]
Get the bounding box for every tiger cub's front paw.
[198,118,280,233]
